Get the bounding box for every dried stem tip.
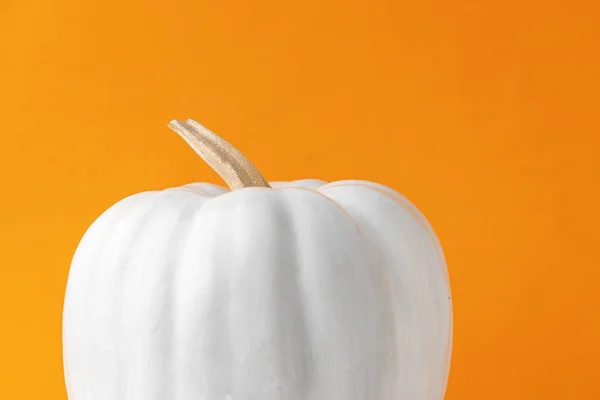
[168,119,270,190]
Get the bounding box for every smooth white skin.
[63,179,452,400]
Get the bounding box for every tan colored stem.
[168,119,271,190]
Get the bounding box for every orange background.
[1,0,599,398]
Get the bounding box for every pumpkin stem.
[168,119,271,190]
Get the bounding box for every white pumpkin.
[62,119,453,400]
